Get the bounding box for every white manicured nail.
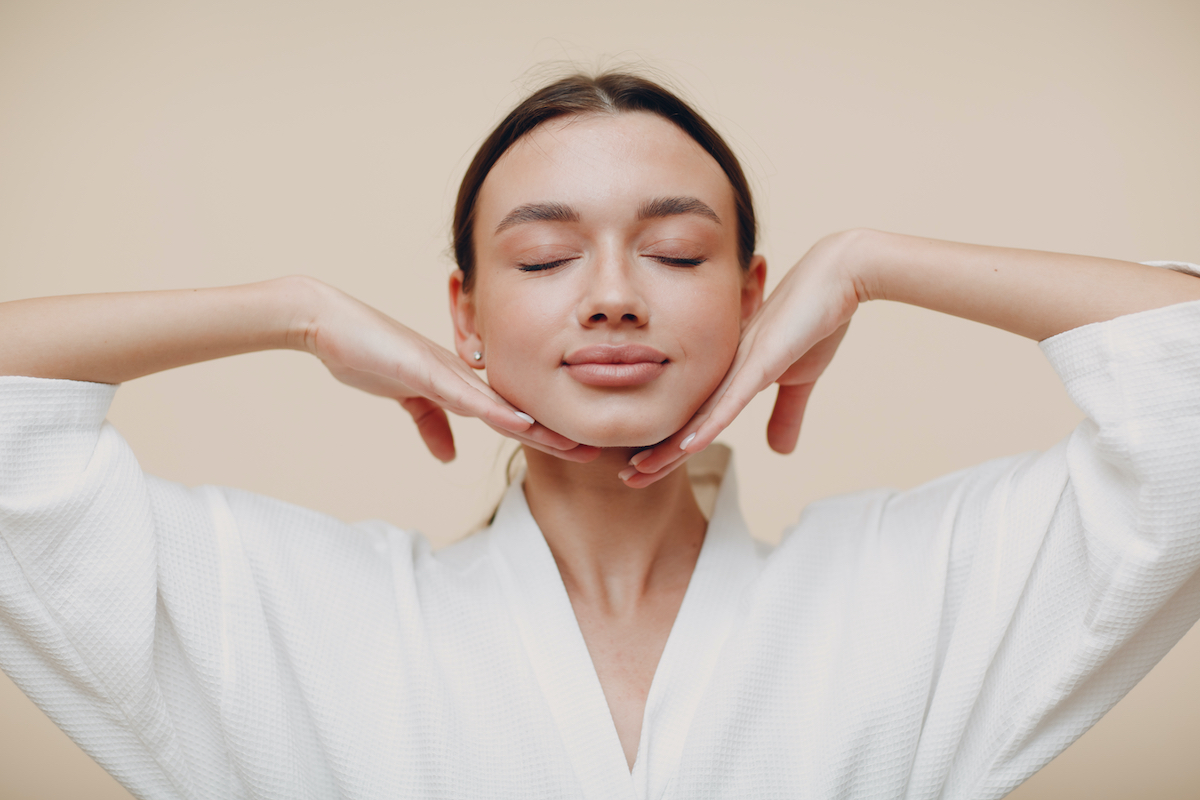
[618,466,638,481]
[514,411,534,424]
[680,433,696,450]
[629,450,651,467]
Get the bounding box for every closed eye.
[517,258,574,272]
[518,255,706,271]
[652,256,706,267]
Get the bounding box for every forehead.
[476,112,735,227]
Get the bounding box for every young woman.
[1,72,1198,800]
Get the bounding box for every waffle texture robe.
[2,264,1199,800]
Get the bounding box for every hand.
[621,233,861,487]
[301,282,600,463]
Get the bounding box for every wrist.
[270,275,335,354]
[817,227,891,305]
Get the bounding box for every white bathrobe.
[1,265,1198,800]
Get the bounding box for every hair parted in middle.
[452,71,758,291]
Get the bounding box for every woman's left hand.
[620,227,1200,488]
[621,232,862,488]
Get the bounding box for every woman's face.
[453,111,764,448]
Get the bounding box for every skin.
[453,113,765,448]
[450,113,766,767]
[1,110,1198,771]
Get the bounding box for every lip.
[563,344,669,387]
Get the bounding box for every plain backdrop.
[1,1,1198,798]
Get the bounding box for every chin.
[490,373,713,448]
[539,407,692,449]
[573,431,667,449]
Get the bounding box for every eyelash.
[517,256,706,272]
[517,259,572,272]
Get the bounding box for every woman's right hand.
[300,281,599,463]
[0,276,597,464]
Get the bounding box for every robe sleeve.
[906,264,1200,798]
[0,377,201,798]
[0,376,416,800]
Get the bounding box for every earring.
[472,350,483,362]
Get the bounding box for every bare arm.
[851,230,1200,341]
[0,277,594,462]
[0,278,313,383]
[625,230,1200,484]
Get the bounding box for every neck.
[521,446,707,614]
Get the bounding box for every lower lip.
[564,361,666,387]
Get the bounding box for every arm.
[628,231,1200,792]
[0,276,590,461]
[0,277,314,384]
[0,277,582,792]
[625,230,1200,483]
[769,299,1200,796]
[850,229,1200,341]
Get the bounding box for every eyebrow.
[493,195,721,234]
[637,196,722,225]
[494,202,580,233]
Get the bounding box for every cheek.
[676,296,744,399]
[474,292,562,397]
[466,270,747,447]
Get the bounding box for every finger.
[429,363,587,451]
[400,397,456,462]
[560,444,603,463]
[625,423,701,476]
[479,412,583,452]
[765,382,815,455]
[481,420,603,463]
[685,359,773,452]
[410,356,586,453]
[621,452,693,489]
[427,369,537,435]
[430,367,587,453]
[625,347,755,476]
[531,441,604,463]
[774,321,851,386]
[507,421,582,452]
[510,437,603,463]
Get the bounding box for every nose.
[576,250,650,329]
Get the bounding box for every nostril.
[622,313,638,322]
[590,313,607,323]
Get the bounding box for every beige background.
[1,1,1198,797]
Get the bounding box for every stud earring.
[472,351,483,362]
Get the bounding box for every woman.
[1,72,1198,799]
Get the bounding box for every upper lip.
[563,344,669,365]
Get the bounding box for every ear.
[449,269,485,369]
[740,255,767,328]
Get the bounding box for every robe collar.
[486,445,764,800]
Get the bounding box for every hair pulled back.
[453,71,757,290]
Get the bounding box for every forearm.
[0,276,324,383]
[847,229,1200,340]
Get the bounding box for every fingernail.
[629,450,651,467]
[514,411,535,424]
[618,466,638,481]
[680,432,696,450]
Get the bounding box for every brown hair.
[452,71,757,291]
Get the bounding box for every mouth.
[562,344,669,387]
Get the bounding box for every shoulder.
[146,480,431,599]
[432,527,493,573]
[781,453,1030,543]
[767,451,1052,591]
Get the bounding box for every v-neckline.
[487,447,763,800]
